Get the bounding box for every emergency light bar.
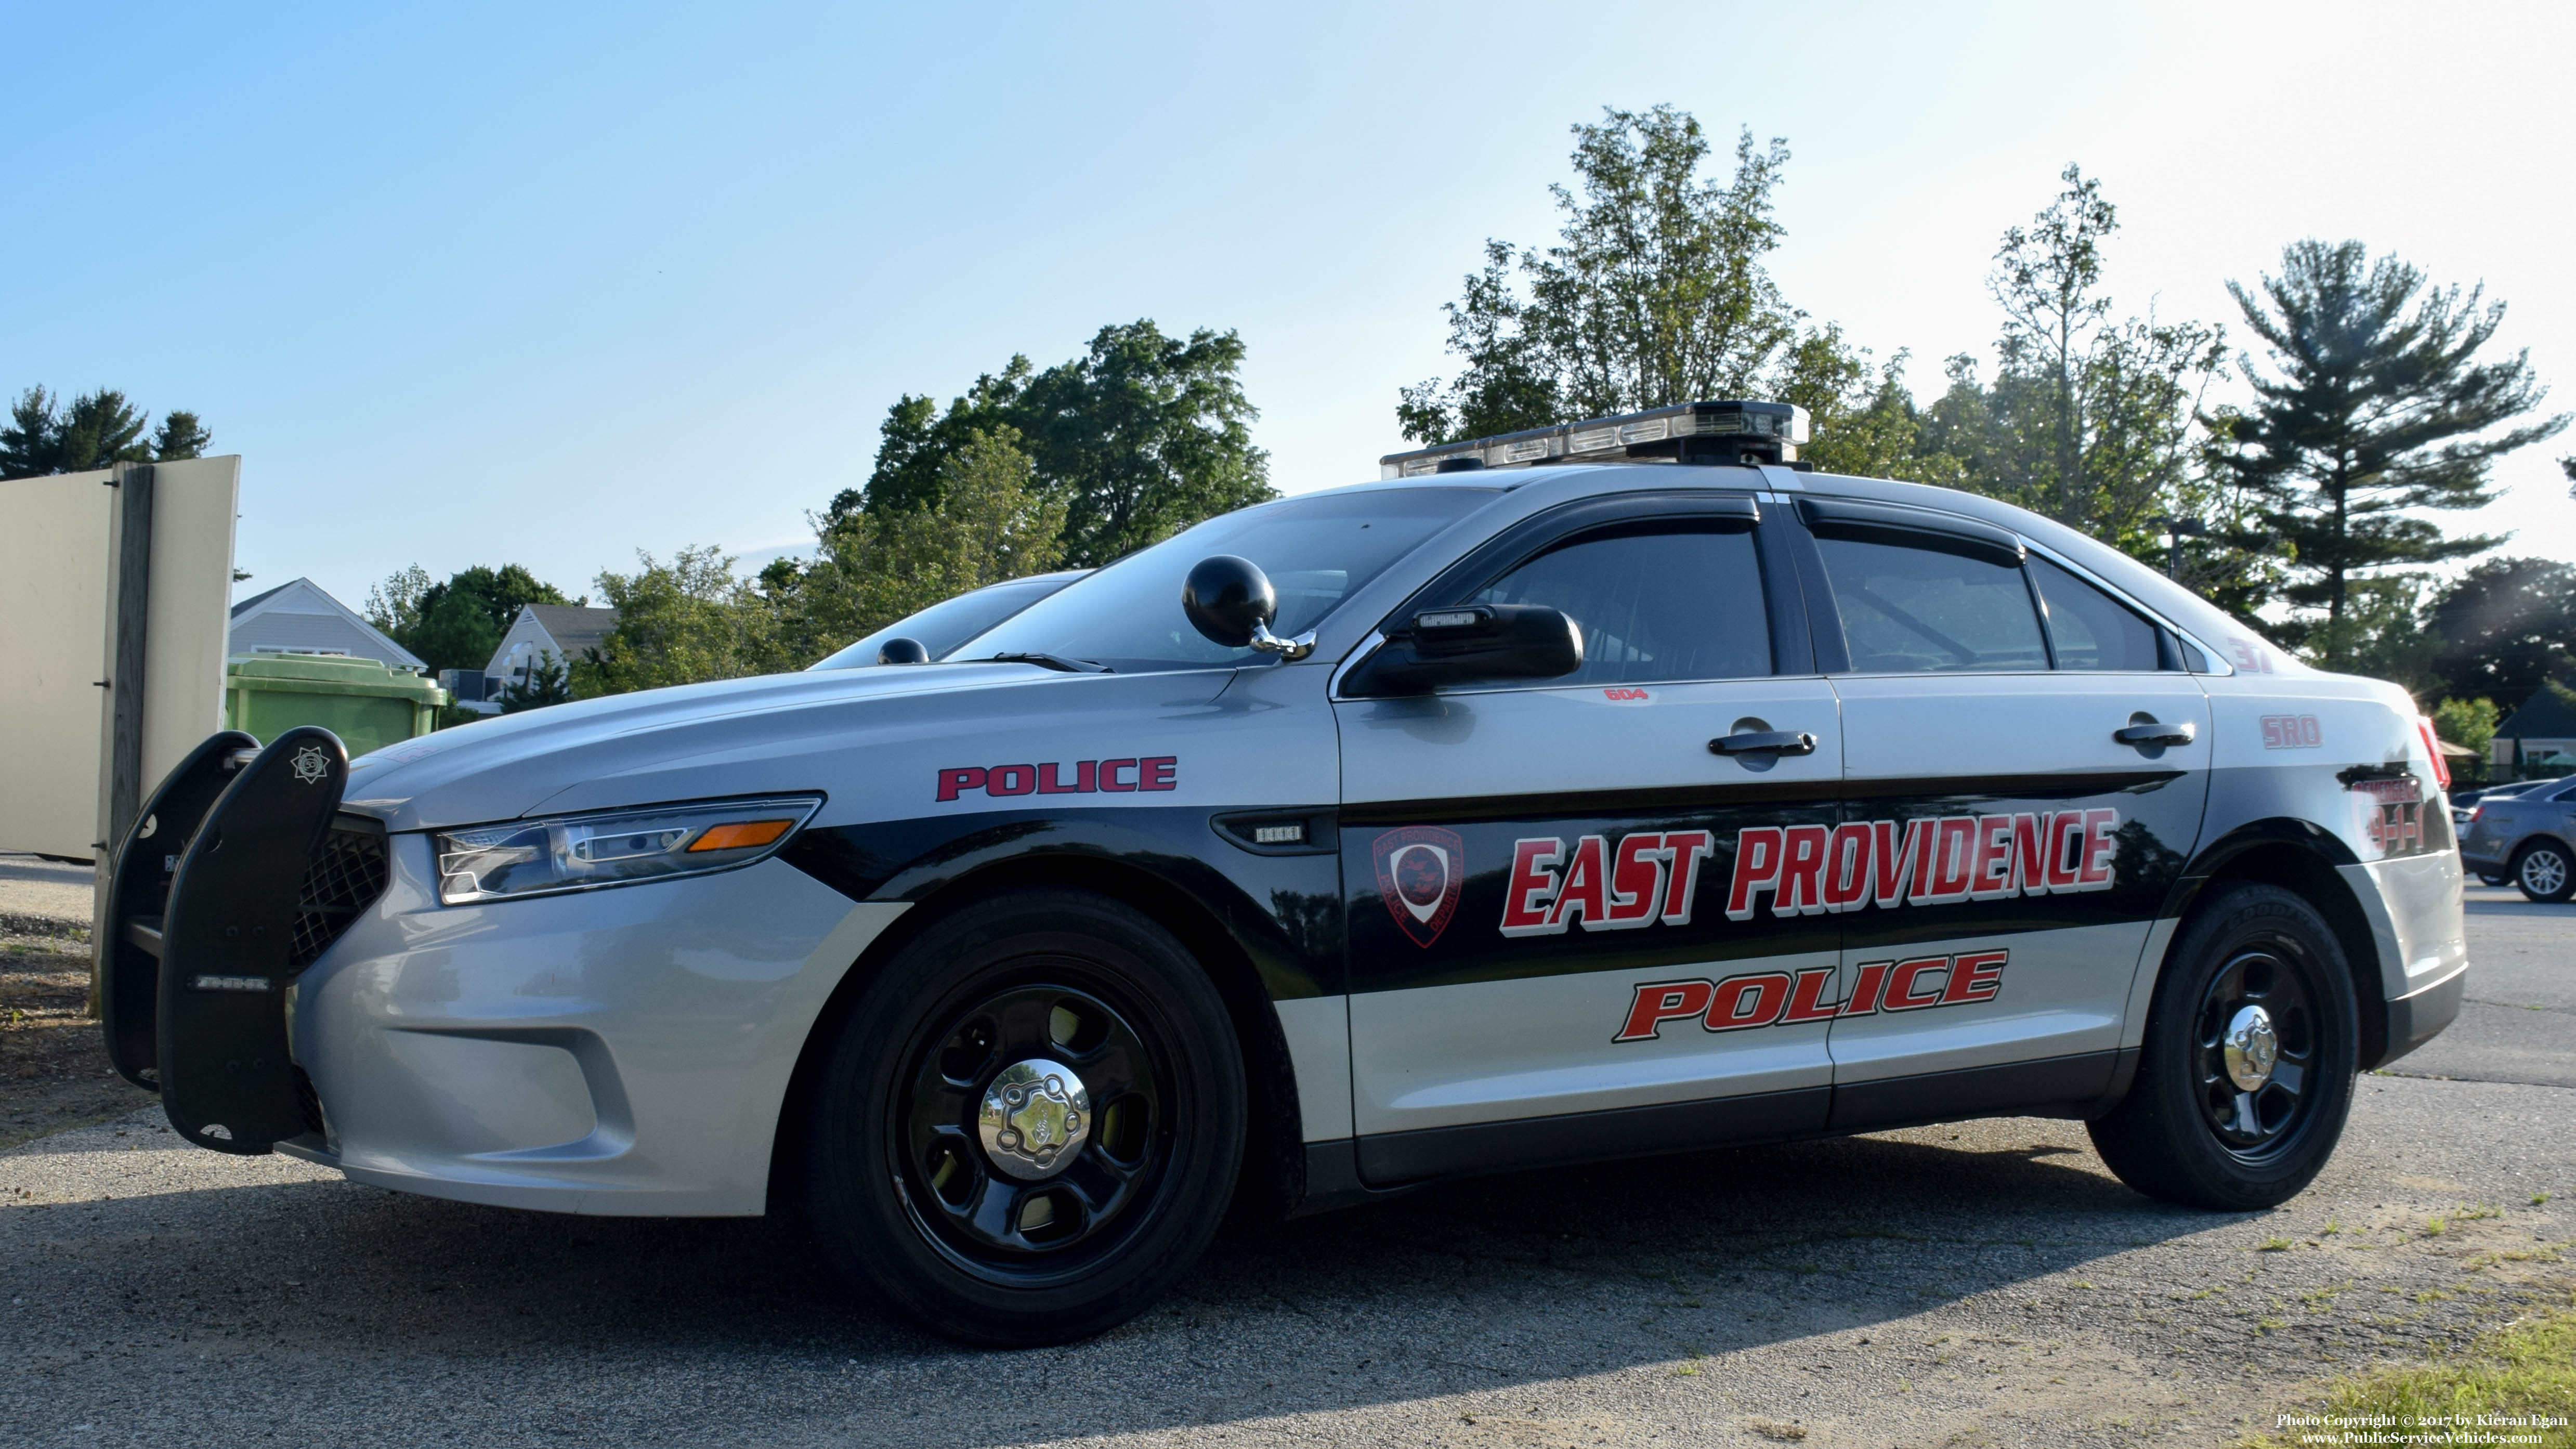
[1379,399,1811,479]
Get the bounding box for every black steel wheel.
[2089,882,2359,1210]
[801,889,1244,1345]
[2511,841,2575,903]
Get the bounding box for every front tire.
[802,889,1246,1346]
[2511,841,2574,903]
[2089,882,2359,1210]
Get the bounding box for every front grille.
[291,825,390,969]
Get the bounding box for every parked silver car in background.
[2459,777,2576,901]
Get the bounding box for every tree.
[1924,167,2227,550]
[2429,696,2499,780]
[576,546,787,695]
[2224,240,2567,663]
[1397,108,1797,444]
[0,386,213,478]
[793,427,1068,661]
[849,322,1270,567]
[1768,328,1963,485]
[2425,556,2576,711]
[364,563,574,675]
[498,651,573,712]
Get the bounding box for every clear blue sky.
[5,1,2570,613]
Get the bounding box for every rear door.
[1783,499,2212,1124]
[1336,491,1846,1184]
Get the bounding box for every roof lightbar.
[1379,399,1811,479]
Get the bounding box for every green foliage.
[1924,167,2229,554]
[795,427,1067,660]
[1770,328,1961,486]
[364,564,574,675]
[849,321,1272,568]
[0,386,213,478]
[575,546,788,695]
[2224,239,2568,666]
[1398,108,1798,443]
[498,651,573,712]
[2430,697,2499,765]
[2427,556,2576,711]
[2242,1295,2576,1448]
[2293,573,2437,690]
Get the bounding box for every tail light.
[2414,717,2452,791]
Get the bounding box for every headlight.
[435,796,823,905]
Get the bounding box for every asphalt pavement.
[3,887,2567,1448]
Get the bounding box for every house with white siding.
[483,603,619,698]
[227,578,425,671]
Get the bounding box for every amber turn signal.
[688,818,796,853]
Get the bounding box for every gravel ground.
[1,889,2566,1448]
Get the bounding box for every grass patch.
[2243,1294,2576,1447]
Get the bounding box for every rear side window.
[1469,525,1771,684]
[2028,556,2163,671]
[1814,534,2047,673]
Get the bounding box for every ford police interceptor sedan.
[102,400,2466,1346]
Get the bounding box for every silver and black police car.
[101,400,2466,1344]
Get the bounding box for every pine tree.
[2224,241,2566,663]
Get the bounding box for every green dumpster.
[223,655,450,758]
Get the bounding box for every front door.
[1336,494,1845,1185]
[1783,501,2213,1124]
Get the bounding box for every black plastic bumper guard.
[100,726,357,1155]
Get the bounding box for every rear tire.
[2089,882,2359,1210]
[2510,841,2574,903]
[801,889,1245,1346]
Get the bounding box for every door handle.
[2113,720,2196,747]
[1709,729,1818,756]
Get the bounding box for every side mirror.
[1183,555,1315,660]
[1343,604,1583,697]
[875,637,931,665]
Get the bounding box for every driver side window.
[1468,524,1771,685]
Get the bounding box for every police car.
[101,400,2466,1346]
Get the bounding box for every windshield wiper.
[982,651,1114,674]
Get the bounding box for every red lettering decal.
[935,766,987,802]
[2079,808,2119,887]
[1140,756,1177,791]
[1499,838,1564,937]
[1548,836,1611,930]
[1037,762,1083,794]
[1822,823,1874,912]
[1873,819,1928,909]
[988,764,1036,797]
[1775,824,1830,916]
[1885,955,1951,1010]
[1725,827,1784,921]
[1604,833,1665,928]
[1659,830,1714,925]
[1602,687,1650,701]
[1942,950,2008,1004]
[1781,965,1841,1022]
[1099,758,1139,792]
[2007,813,2047,895]
[1705,972,1793,1032]
[1077,759,1098,792]
[1921,817,1979,903]
[1841,960,1891,1016]
[1970,814,2017,900]
[2045,811,2086,890]
[1614,979,1714,1042]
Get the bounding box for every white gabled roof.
[227,577,425,670]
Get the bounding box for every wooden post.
[89,462,154,1015]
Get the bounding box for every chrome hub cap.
[977,1058,1090,1181]
[2221,1004,2279,1091]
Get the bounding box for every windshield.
[808,573,1086,670]
[960,487,1495,672]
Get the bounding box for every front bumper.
[285,834,903,1216]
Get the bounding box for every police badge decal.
[1373,826,1464,947]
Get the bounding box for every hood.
[343,662,1239,833]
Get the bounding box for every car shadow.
[1,1116,2241,1443]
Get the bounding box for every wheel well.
[2186,842,2391,1069]
[765,857,1307,1220]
